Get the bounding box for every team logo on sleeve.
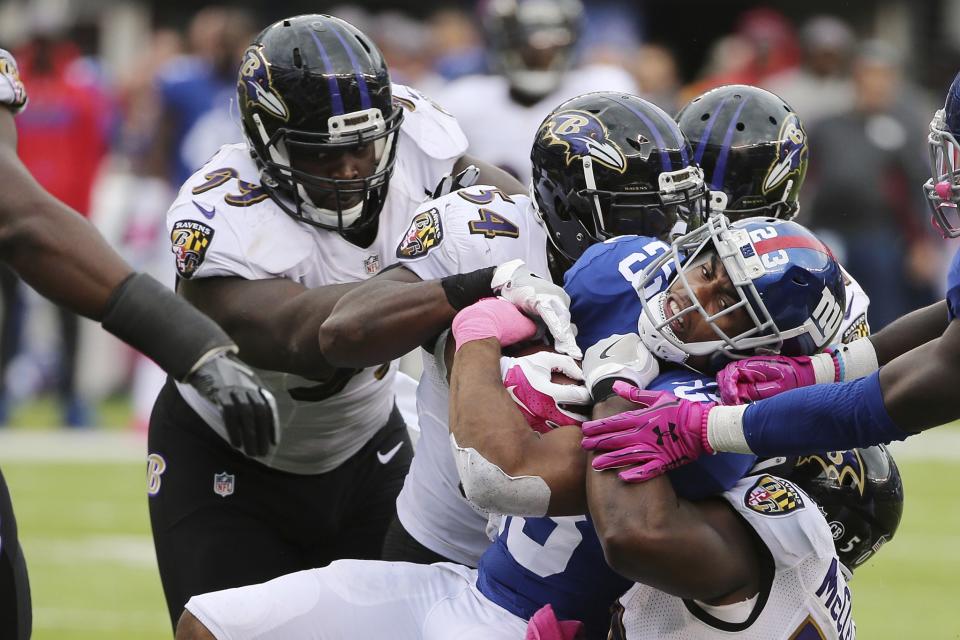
[396,208,444,259]
[745,475,805,515]
[238,45,289,121]
[538,109,627,173]
[170,220,215,279]
[762,112,808,194]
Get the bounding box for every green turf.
[1,456,957,639]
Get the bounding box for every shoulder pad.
[727,474,836,571]
[393,83,468,161]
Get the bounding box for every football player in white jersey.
[0,49,276,640]
[592,439,902,639]
[147,14,525,630]
[318,91,710,567]
[436,0,638,182]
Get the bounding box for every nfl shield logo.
[364,254,381,275]
[213,472,235,497]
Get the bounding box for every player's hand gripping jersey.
[610,473,855,640]
[167,85,467,474]
[393,183,551,566]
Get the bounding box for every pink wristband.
[451,297,537,351]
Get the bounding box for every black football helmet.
[676,85,807,221]
[756,445,903,575]
[237,14,403,233]
[482,0,583,100]
[531,91,708,266]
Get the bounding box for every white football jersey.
[437,65,638,183]
[168,84,467,475]
[613,474,855,640]
[393,184,550,566]
[839,266,870,344]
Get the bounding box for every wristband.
[441,266,495,311]
[101,273,236,381]
[832,337,880,382]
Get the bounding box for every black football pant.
[147,379,412,631]
[0,465,31,640]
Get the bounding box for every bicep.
[455,154,525,196]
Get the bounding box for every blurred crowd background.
[2,0,959,429]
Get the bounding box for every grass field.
[1,400,959,639]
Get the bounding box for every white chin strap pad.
[450,433,551,517]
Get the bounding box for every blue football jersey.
[564,235,756,500]
[475,371,756,638]
[564,235,676,351]
[948,245,960,321]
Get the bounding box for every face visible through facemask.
[662,250,752,370]
[288,143,379,213]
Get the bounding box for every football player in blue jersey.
[577,70,960,481]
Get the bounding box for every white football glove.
[581,333,660,399]
[491,259,581,359]
[500,351,591,433]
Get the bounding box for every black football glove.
[185,351,279,457]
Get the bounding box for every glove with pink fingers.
[581,381,715,482]
[451,297,538,351]
[501,351,591,433]
[716,351,839,405]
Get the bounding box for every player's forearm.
[707,369,913,456]
[868,300,948,366]
[0,153,131,318]
[180,277,356,379]
[880,326,960,429]
[320,278,457,366]
[450,338,534,473]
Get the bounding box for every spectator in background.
[144,6,254,187]
[631,43,681,114]
[371,10,445,95]
[438,0,636,182]
[765,15,856,127]
[427,8,487,81]
[805,41,939,329]
[12,23,113,427]
[681,7,799,103]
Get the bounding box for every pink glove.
[451,297,537,351]
[525,604,584,640]
[581,381,715,482]
[502,352,590,434]
[717,354,825,405]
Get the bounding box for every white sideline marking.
[0,426,956,462]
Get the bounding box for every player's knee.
[175,610,217,640]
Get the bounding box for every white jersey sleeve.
[839,266,870,343]
[394,184,550,281]
[166,143,314,281]
[0,49,27,113]
[613,474,855,640]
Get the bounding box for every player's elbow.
[453,436,551,516]
[318,311,368,366]
[599,518,676,577]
